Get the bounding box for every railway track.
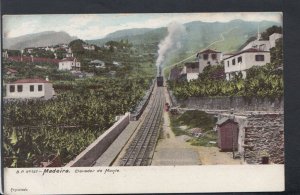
[120,87,164,166]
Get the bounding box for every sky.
[3,12,282,40]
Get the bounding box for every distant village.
[2,41,125,100]
[169,32,282,82]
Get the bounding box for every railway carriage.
[157,76,164,87]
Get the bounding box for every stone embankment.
[243,113,284,164]
[169,91,284,164]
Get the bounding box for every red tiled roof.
[198,49,221,54]
[11,78,50,84]
[60,57,76,62]
[223,48,270,60]
[7,56,61,64]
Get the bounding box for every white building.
[58,57,81,71]
[241,33,282,52]
[181,62,199,82]
[83,44,95,51]
[5,78,55,100]
[113,61,122,66]
[269,33,283,48]
[224,48,271,80]
[90,60,105,68]
[224,32,282,80]
[196,49,222,73]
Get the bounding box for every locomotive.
[156,66,164,87]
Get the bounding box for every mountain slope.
[105,28,154,39]
[3,31,78,50]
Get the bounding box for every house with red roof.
[58,57,81,71]
[196,49,222,73]
[5,77,55,100]
[223,48,271,80]
[7,56,60,64]
[223,32,282,80]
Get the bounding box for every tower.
[257,24,261,41]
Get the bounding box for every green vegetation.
[3,78,152,167]
[3,38,157,168]
[169,110,217,146]
[170,110,215,134]
[261,26,282,40]
[188,131,217,147]
[169,62,283,99]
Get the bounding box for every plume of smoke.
[156,22,186,68]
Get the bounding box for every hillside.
[87,20,279,68]
[87,27,168,46]
[105,28,154,39]
[4,19,280,68]
[3,31,78,50]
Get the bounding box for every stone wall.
[174,96,283,112]
[243,114,284,164]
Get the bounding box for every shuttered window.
[38,85,43,91]
[255,55,265,61]
[30,85,34,92]
[17,85,23,92]
[10,85,15,92]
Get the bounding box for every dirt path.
[151,86,241,165]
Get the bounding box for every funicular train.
[156,66,164,87]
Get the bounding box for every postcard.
[2,12,284,194]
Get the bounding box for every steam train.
[157,66,164,87]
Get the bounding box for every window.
[211,53,217,60]
[38,85,43,91]
[232,59,236,65]
[238,56,242,63]
[255,55,265,61]
[10,85,15,92]
[203,54,208,60]
[227,61,229,67]
[30,85,34,92]
[17,85,23,92]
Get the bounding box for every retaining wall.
[130,79,155,120]
[66,112,130,167]
[243,114,284,164]
[173,95,283,112]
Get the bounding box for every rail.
[120,87,164,166]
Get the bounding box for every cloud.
[6,20,40,38]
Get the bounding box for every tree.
[261,26,282,40]
[69,39,85,55]
[270,38,283,65]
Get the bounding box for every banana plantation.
[3,78,152,167]
[168,63,283,100]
